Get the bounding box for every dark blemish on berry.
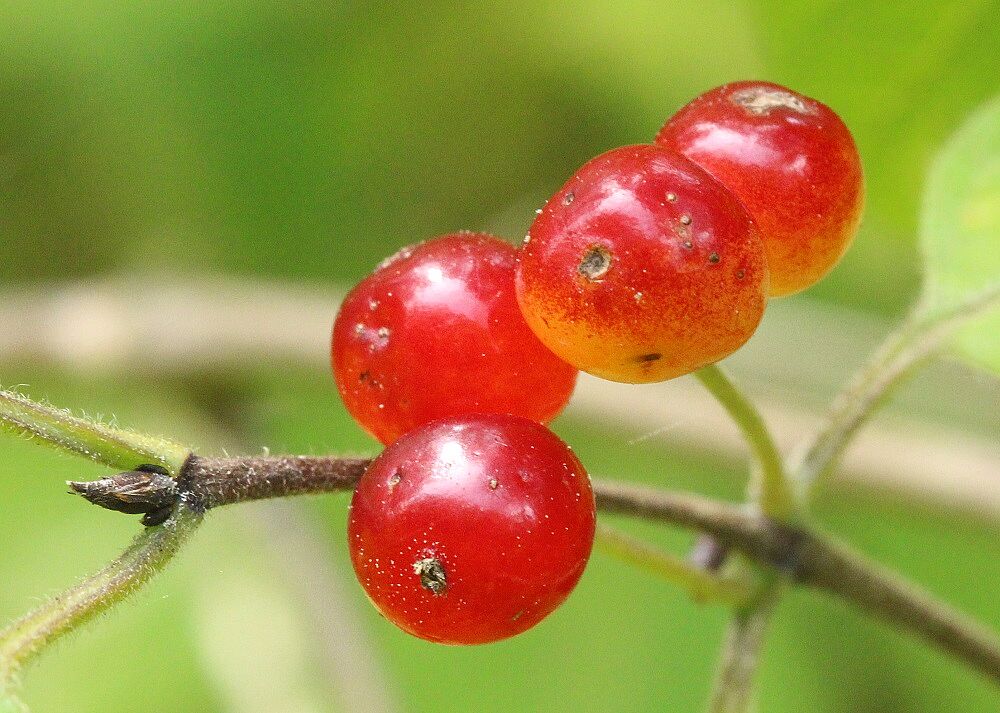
[636,353,662,363]
[488,478,499,490]
[359,370,371,383]
[679,214,692,226]
[388,469,402,487]
[563,191,575,206]
[730,87,814,116]
[736,269,746,280]
[578,245,611,281]
[413,557,447,596]
[709,252,721,264]
[666,192,677,202]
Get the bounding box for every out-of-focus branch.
[251,502,401,713]
[790,286,1000,493]
[3,278,996,520]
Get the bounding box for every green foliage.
[1,1,997,315]
[920,94,1000,374]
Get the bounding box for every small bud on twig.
[68,466,178,526]
[690,535,730,572]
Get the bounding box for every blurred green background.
[1,1,999,711]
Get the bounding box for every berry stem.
[0,501,202,688]
[790,284,1000,495]
[595,523,753,606]
[693,365,796,519]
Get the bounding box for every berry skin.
[656,80,864,296]
[332,233,578,444]
[516,144,768,384]
[347,414,595,645]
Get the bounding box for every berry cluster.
[332,81,863,644]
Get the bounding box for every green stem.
[0,502,202,685]
[694,365,795,519]
[0,389,190,474]
[790,284,1000,495]
[595,523,752,606]
[707,578,782,713]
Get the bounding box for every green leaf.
[920,94,1000,374]
[0,389,190,474]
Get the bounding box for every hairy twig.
[67,455,1000,684]
[791,285,1000,493]
[0,502,202,684]
[177,455,369,509]
[0,389,190,475]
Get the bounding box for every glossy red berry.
[516,144,768,384]
[347,414,595,645]
[332,233,578,444]
[656,80,864,296]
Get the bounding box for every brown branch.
[68,454,1000,685]
[796,532,1000,682]
[598,480,1000,683]
[177,455,369,509]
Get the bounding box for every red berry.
[516,144,768,384]
[656,81,864,296]
[347,414,595,644]
[332,233,578,444]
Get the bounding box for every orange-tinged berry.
[516,144,768,383]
